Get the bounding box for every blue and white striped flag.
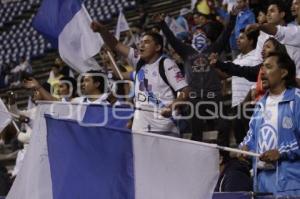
[33,0,103,73]
[7,102,219,199]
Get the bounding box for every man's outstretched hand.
[90,21,104,33]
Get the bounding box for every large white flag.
[33,0,103,73]
[7,102,219,199]
[0,98,12,134]
[115,11,130,40]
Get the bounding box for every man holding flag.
[91,20,190,136]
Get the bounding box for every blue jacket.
[230,9,255,50]
[240,88,300,193]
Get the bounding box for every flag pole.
[0,110,20,118]
[216,145,260,157]
[106,50,124,80]
[11,120,20,133]
[132,130,260,158]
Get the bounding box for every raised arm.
[23,78,58,101]
[206,14,237,53]
[91,21,130,58]
[209,53,261,82]
[246,23,277,36]
[154,15,196,59]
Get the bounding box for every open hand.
[208,53,219,66]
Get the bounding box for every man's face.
[261,56,286,90]
[291,0,300,17]
[82,76,99,95]
[267,4,285,25]
[193,14,207,26]
[139,35,161,61]
[236,0,247,10]
[237,32,252,52]
[262,40,275,60]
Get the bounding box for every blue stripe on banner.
[45,115,135,199]
[32,0,82,48]
[82,105,134,128]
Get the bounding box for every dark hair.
[258,5,268,14]
[59,76,77,98]
[85,70,107,93]
[267,52,297,88]
[268,0,291,22]
[143,32,164,54]
[268,0,287,13]
[265,37,288,54]
[240,28,260,49]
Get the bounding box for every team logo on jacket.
[282,116,293,129]
[258,124,277,153]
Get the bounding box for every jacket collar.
[258,88,296,107]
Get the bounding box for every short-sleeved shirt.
[128,48,188,134]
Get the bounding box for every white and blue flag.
[33,0,103,73]
[0,98,11,134]
[7,102,219,199]
[115,10,130,41]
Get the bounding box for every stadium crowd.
[1,0,300,197]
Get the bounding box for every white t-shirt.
[257,90,285,169]
[232,50,261,107]
[71,93,110,104]
[127,48,188,134]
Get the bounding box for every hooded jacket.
[159,15,236,99]
[240,88,300,193]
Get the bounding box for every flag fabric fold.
[7,102,219,199]
[0,98,12,134]
[165,16,186,36]
[115,11,130,40]
[33,0,103,73]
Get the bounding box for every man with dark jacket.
[154,12,237,142]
